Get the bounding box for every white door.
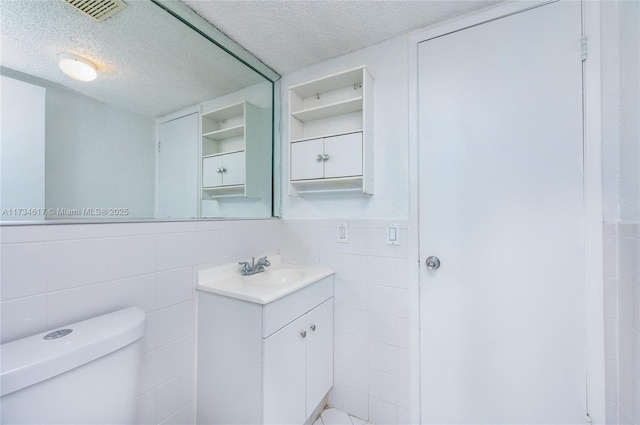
[157,113,199,218]
[324,133,362,178]
[418,2,586,424]
[305,300,334,414]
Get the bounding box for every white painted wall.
[0,76,46,220]
[45,86,155,218]
[601,1,622,222]
[280,36,409,220]
[601,1,640,223]
[618,1,640,223]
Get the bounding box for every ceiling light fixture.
[58,53,97,82]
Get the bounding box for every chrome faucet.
[238,256,271,276]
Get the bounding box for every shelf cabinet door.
[305,300,334,415]
[202,155,223,188]
[323,132,363,179]
[263,315,307,425]
[221,151,245,186]
[291,138,324,181]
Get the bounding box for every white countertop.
[196,255,335,304]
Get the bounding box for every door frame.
[406,1,605,423]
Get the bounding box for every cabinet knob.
[300,331,307,338]
[221,167,226,173]
[322,154,329,161]
[310,324,316,331]
[217,168,222,173]
[316,154,323,161]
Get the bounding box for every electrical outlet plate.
[387,223,400,245]
[337,222,349,243]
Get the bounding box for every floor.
[314,408,372,425]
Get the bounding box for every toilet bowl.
[0,307,145,424]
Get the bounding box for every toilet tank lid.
[0,307,145,397]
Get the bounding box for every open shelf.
[291,97,363,122]
[202,149,244,159]
[290,176,368,196]
[291,129,364,144]
[202,184,245,199]
[203,125,244,141]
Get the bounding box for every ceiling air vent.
[64,0,127,22]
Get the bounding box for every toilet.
[0,307,145,424]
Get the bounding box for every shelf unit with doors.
[288,66,373,195]
[201,101,263,199]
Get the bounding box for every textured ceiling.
[183,0,503,75]
[1,0,502,118]
[0,1,265,117]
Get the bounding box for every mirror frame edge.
[150,0,280,83]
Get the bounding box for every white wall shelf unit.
[201,101,263,199]
[288,66,373,196]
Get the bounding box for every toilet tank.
[0,307,145,425]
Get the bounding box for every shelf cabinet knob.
[300,331,307,338]
[316,154,323,161]
[310,324,316,331]
[322,154,329,161]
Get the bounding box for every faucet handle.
[258,256,271,267]
[238,261,251,274]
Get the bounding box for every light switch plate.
[337,222,349,243]
[387,223,400,245]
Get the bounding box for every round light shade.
[58,53,97,82]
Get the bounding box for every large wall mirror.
[1,0,279,223]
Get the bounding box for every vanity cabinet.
[263,299,333,424]
[201,101,263,199]
[288,66,373,195]
[196,276,334,425]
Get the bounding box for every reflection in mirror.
[0,0,277,223]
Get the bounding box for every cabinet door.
[202,155,223,188]
[305,299,334,415]
[221,151,245,186]
[290,138,324,180]
[323,132,363,179]
[263,315,307,425]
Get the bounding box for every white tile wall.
[280,219,412,424]
[0,219,280,425]
[603,222,640,425]
[3,217,621,425]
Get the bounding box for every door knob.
[425,256,441,270]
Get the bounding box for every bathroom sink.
[196,255,334,304]
[245,269,305,287]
